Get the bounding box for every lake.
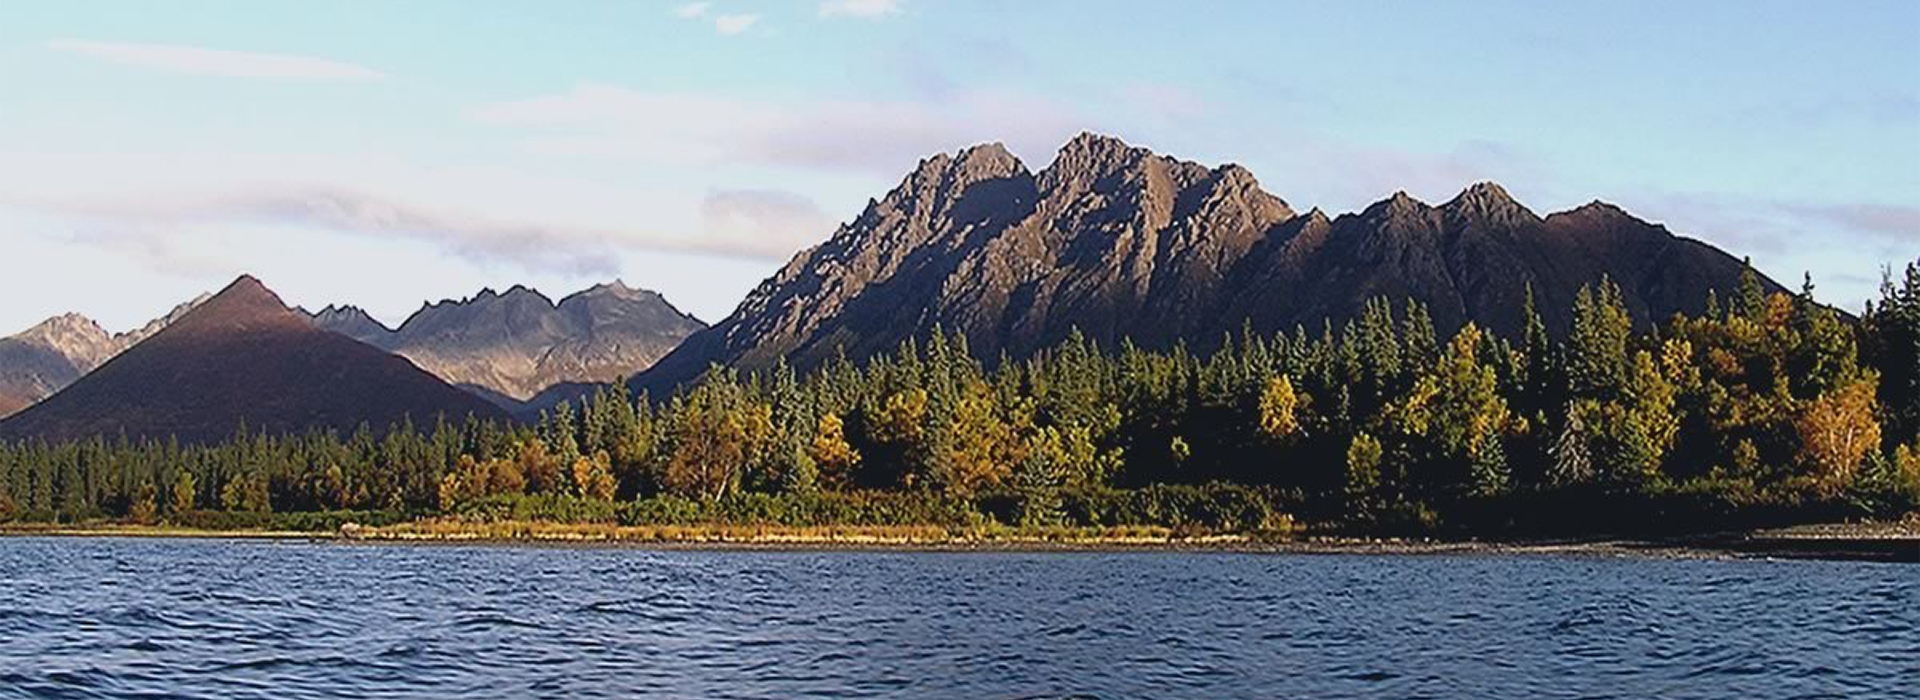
[0,537,1913,699]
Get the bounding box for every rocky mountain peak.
[1443,181,1537,227]
[309,281,708,406]
[633,135,1779,396]
[1365,190,1433,221]
[203,275,288,315]
[166,275,305,337]
[1041,131,1156,188]
[0,275,507,443]
[20,313,108,343]
[305,304,390,342]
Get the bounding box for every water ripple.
[0,540,1914,698]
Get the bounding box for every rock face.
[637,132,1779,393]
[0,295,208,417]
[0,276,507,443]
[309,281,704,405]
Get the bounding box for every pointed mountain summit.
[305,304,389,343]
[310,280,705,404]
[0,275,506,443]
[635,134,1780,394]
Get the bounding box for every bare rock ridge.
[0,276,507,443]
[307,280,705,405]
[0,294,209,417]
[636,132,1780,394]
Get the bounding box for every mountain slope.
[0,295,208,417]
[0,276,506,443]
[637,133,1778,393]
[310,281,704,404]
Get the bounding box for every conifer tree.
[170,470,197,515]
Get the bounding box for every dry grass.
[348,519,1255,548]
[4,518,1285,549]
[0,521,326,539]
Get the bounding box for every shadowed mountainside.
[0,276,507,443]
[0,295,208,418]
[636,133,1780,394]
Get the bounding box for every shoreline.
[4,521,1914,561]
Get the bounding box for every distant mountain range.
[307,281,704,406]
[0,280,703,420]
[0,133,1790,441]
[636,133,1779,393]
[0,295,206,416]
[0,277,506,443]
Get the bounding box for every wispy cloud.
[701,189,838,257]
[674,2,712,18]
[470,83,1085,176]
[820,0,905,19]
[0,149,826,279]
[713,14,762,35]
[1776,202,1920,245]
[45,38,385,80]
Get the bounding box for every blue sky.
[1,0,1915,333]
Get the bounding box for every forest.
[3,261,1917,538]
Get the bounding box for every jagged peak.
[1208,163,1266,193]
[12,313,108,344]
[1451,181,1513,205]
[1443,180,1536,224]
[29,312,102,330]
[1061,130,1134,153]
[1364,190,1432,218]
[568,279,665,304]
[896,142,1031,195]
[955,141,1018,167]
[1569,199,1629,216]
[443,284,555,309]
[1050,131,1148,170]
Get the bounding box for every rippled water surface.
[0,538,1915,699]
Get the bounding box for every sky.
[1,0,1916,334]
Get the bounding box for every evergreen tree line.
[3,261,1917,534]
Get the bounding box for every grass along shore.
[5,517,1916,561]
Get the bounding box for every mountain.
[309,281,705,405]
[637,133,1779,393]
[0,276,507,444]
[307,304,390,341]
[0,295,208,417]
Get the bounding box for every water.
[0,538,1913,699]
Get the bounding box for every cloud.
[1609,189,1916,309]
[0,149,822,278]
[1776,202,1920,245]
[701,189,839,257]
[45,38,385,80]
[26,186,622,276]
[820,0,904,18]
[470,83,1085,176]
[674,2,711,18]
[1629,192,1918,254]
[714,14,761,35]
[223,188,624,275]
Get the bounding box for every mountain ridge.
[0,294,210,417]
[308,280,706,405]
[0,276,507,443]
[635,132,1781,394]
